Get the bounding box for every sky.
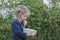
[0,0,51,18]
[43,0,51,5]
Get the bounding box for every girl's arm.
[11,21,27,39]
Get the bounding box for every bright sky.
[0,0,51,18]
[43,0,51,5]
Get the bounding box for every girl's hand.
[27,32,34,37]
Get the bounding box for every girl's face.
[18,13,29,21]
[21,14,27,21]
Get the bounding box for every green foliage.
[0,0,60,40]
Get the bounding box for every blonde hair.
[13,5,30,19]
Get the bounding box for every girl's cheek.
[22,17,25,20]
[24,17,27,19]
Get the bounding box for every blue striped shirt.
[11,19,27,40]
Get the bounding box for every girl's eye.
[23,15,26,17]
[24,16,25,17]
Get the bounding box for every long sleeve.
[11,21,27,39]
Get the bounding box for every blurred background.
[0,0,60,40]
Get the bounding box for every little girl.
[11,5,32,40]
